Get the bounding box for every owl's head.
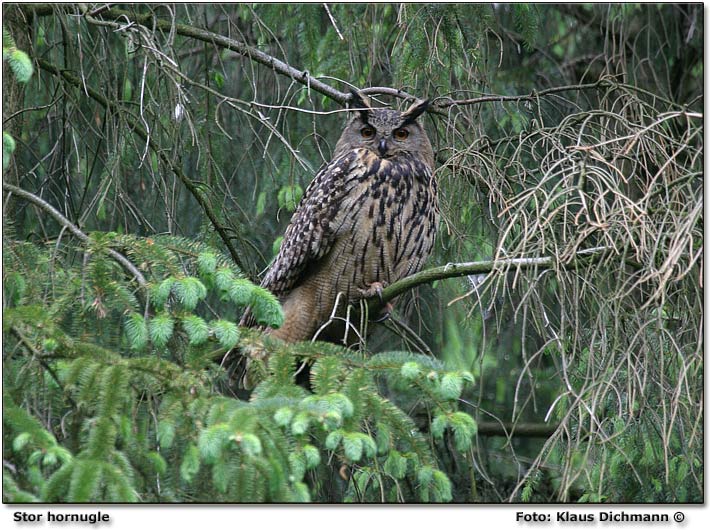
[333,90,434,168]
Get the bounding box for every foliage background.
[2,3,703,503]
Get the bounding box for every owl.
[244,90,438,344]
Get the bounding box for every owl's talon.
[358,282,393,322]
[357,281,387,301]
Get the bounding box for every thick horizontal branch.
[373,246,615,308]
[3,182,148,290]
[477,421,558,438]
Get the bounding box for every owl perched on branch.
[244,90,438,344]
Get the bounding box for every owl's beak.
[377,138,388,157]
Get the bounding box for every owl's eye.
[393,128,409,140]
[360,127,375,139]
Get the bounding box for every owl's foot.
[358,281,393,322]
[358,281,387,300]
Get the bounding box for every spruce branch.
[2,182,148,290]
[9,326,80,409]
[34,58,253,280]
[79,4,349,103]
[76,6,616,114]
[76,6,611,115]
[20,4,616,117]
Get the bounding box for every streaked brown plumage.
[246,91,438,343]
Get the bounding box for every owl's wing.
[260,149,365,295]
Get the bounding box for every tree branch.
[77,7,616,114]
[27,2,670,129]
[3,182,148,290]
[9,326,80,409]
[372,246,617,308]
[34,57,254,280]
[477,421,558,438]
[23,4,349,104]
[434,79,610,108]
[22,4,633,119]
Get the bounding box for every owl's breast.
[313,151,438,309]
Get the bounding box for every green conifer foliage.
[2,25,33,171]
[3,234,477,502]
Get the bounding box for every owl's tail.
[232,303,308,390]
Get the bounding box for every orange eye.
[360,127,375,138]
[393,128,409,140]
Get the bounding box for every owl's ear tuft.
[349,89,373,123]
[400,98,429,126]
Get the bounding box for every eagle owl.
[247,90,438,343]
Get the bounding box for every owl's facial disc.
[376,126,411,158]
[360,126,375,139]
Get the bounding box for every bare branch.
[372,246,619,307]
[21,4,443,116]
[435,79,609,108]
[478,421,558,438]
[322,4,344,41]
[3,182,148,290]
[34,57,254,280]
